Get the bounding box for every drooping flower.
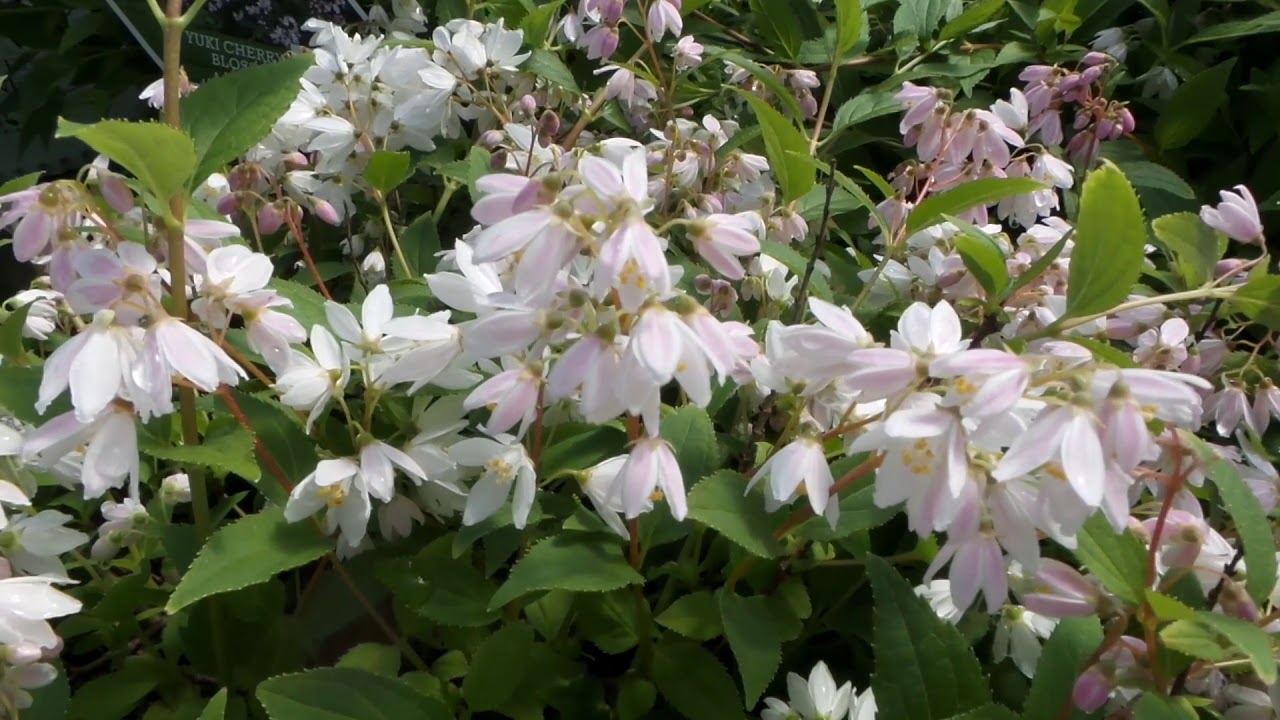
[450,434,537,529]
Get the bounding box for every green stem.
[1036,285,1241,338]
[159,0,227,683]
[377,193,414,279]
[432,180,460,222]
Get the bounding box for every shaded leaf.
[463,623,535,711]
[1191,436,1277,606]
[1154,60,1235,151]
[257,667,450,719]
[740,92,815,203]
[138,424,261,483]
[1022,616,1103,720]
[652,638,747,720]
[660,405,719,484]
[656,591,723,641]
[487,535,642,610]
[718,590,783,708]
[686,470,784,558]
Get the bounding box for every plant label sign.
[105,0,367,81]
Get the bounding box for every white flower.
[915,579,963,624]
[747,436,836,521]
[780,661,852,720]
[451,435,537,528]
[284,458,373,549]
[992,604,1057,677]
[0,576,81,649]
[0,511,86,578]
[274,325,350,431]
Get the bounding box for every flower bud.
[1022,558,1101,618]
[519,94,537,116]
[1081,51,1112,67]
[283,151,310,171]
[161,472,192,504]
[1072,668,1111,712]
[538,111,561,143]
[1217,579,1260,622]
[215,192,240,216]
[490,149,509,171]
[479,129,505,148]
[98,172,135,214]
[283,200,304,228]
[228,163,261,191]
[313,198,341,226]
[257,203,284,235]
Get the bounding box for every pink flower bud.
[312,198,340,226]
[538,111,561,142]
[215,193,240,216]
[257,203,284,235]
[98,172,135,214]
[479,129,505,148]
[1118,107,1135,134]
[1023,558,1100,618]
[1072,668,1111,712]
[519,94,537,116]
[1081,51,1112,67]
[1217,579,1260,622]
[1201,185,1265,246]
[283,152,310,171]
[489,149,509,171]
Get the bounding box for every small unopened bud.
[693,274,714,294]
[215,192,240,216]
[538,111,561,143]
[228,163,261,191]
[1081,51,1112,67]
[0,557,12,580]
[257,203,284,235]
[313,198,341,226]
[1118,107,1135,134]
[283,151,310,171]
[1072,667,1111,712]
[98,172,135,214]
[490,149,509,171]
[1218,579,1260,622]
[161,473,192,504]
[479,129,505,149]
[519,94,537,116]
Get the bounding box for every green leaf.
[905,178,1045,235]
[55,119,194,203]
[834,0,864,57]
[1154,60,1235,151]
[718,590,783,708]
[257,667,451,719]
[712,50,804,123]
[893,0,953,43]
[487,534,643,610]
[1074,513,1148,605]
[463,622,535,711]
[1230,273,1280,332]
[1180,10,1280,45]
[1131,694,1197,720]
[519,0,563,48]
[1191,437,1277,605]
[617,675,657,720]
[0,366,64,424]
[364,150,413,195]
[337,643,401,678]
[748,0,805,59]
[68,656,168,720]
[1160,618,1231,663]
[1152,213,1222,289]
[739,92,815,203]
[652,638,748,720]
[525,48,579,93]
[401,212,442,277]
[686,470,784,558]
[541,425,627,478]
[0,301,32,364]
[760,239,833,300]
[1192,612,1277,683]
[656,591,724,640]
[196,690,228,720]
[1022,616,1103,720]
[1114,161,1195,200]
[181,54,314,187]
[381,535,499,627]
[1143,589,1195,621]
[939,0,1006,40]
[219,391,317,504]
[0,170,42,196]
[138,424,261,482]
[660,405,719,484]
[1065,162,1146,319]
[797,483,898,540]
[947,215,1010,299]
[947,706,1020,720]
[866,555,990,720]
[166,506,330,613]
[268,278,329,331]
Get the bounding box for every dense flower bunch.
[0,1,1277,718]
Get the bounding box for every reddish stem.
[215,386,294,494]
[285,212,332,300]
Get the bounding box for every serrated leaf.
[196,689,228,720]
[56,119,194,203]
[761,239,832,300]
[1192,612,1277,683]
[659,405,719,484]
[866,555,989,720]
[267,278,329,331]
[1074,514,1148,605]
[0,171,42,196]
[717,590,782,708]
[1180,11,1280,45]
[652,638,748,720]
[1022,616,1103,720]
[181,54,314,187]
[906,178,1045,235]
[257,667,451,719]
[364,150,413,195]
[1230,273,1280,332]
[1143,590,1195,621]
[166,507,329,613]
[220,391,317,503]
[739,92,815,203]
[541,425,627,478]
[138,424,261,482]
[686,470,784,558]
[1131,694,1197,720]
[748,0,806,59]
[939,0,1005,40]
[337,643,400,678]
[1065,162,1146,319]
[487,535,643,610]
[463,622,535,711]
[1190,437,1277,605]
[525,48,579,92]
[1154,60,1235,151]
[381,535,499,627]
[1115,161,1195,200]
[947,705,1020,720]
[947,215,1009,299]
[656,591,723,640]
[1152,213,1221,289]
[0,301,32,364]
[835,0,864,58]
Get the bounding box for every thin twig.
[792,169,838,322]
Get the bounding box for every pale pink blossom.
[1201,185,1264,246]
[613,434,685,520]
[747,436,835,519]
[451,434,537,528]
[464,362,542,437]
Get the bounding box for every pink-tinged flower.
[843,300,968,402]
[580,455,638,538]
[993,405,1106,508]
[469,196,580,300]
[274,325,350,431]
[6,289,60,341]
[688,214,760,280]
[1142,509,1206,570]
[897,82,945,135]
[464,362,542,437]
[673,35,703,69]
[581,24,619,60]
[138,73,195,111]
[135,316,246,399]
[22,405,139,499]
[1072,667,1111,712]
[1200,185,1264,246]
[747,435,834,520]
[426,241,505,314]
[1132,318,1189,369]
[378,495,425,542]
[546,332,628,423]
[451,434,537,529]
[924,490,1008,613]
[460,305,545,360]
[1021,558,1100,618]
[1208,383,1252,437]
[992,605,1056,677]
[36,310,143,422]
[613,434,686,520]
[7,183,81,265]
[65,243,164,323]
[1252,379,1280,435]
[623,304,726,407]
[236,293,306,374]
[284,458,372,549]
[931,349,1030,419]
[646,0,682,39]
